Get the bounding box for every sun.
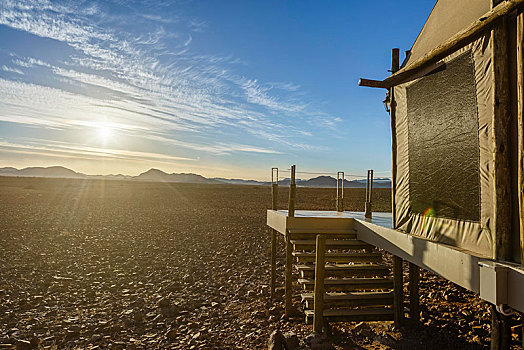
[98,126,113,140]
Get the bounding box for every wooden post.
[491,2,512,348]
[270,168,278,299]
[393,255,404,329]
[390,48,399,229]
[285,234,293,317]
[288,165,296,217]
[491,304,511,350]
[517,6,524,279]
[408,263,420,324]
[390,48,404,330]
[313,235,326,333]
[492,0,513,262]
[517,10,524,349]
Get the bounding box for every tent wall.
[393,15,522,262]
[406,0,490,68]
[393,34,495,258]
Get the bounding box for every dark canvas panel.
[407,52,481,222]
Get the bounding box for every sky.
[0,0,435,181]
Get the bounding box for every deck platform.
[267,210,392,235]
[267,209,524,314]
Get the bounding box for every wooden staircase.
[287,229,394,328]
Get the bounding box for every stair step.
[301,291,393,308]
[296,264,390,278]
[298,277,394,292]
[290,239,374,251]
[287,229,356,240]
[293,252,382,264]
[304,308,394,323]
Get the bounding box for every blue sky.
[0,0,434,180]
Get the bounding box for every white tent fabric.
[405,0,490,67]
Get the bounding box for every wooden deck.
[266,209,524,314]
[267,210,392,235]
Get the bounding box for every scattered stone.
[165,328,177,340]
[91,334,102,343]
[158,298,170,308]
[15,340,34,350]
[268,330,287,350]
[134,311,145,323]
[306,332,333,350]
[284,331,299,349]
[268,306,281,316]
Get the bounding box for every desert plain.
[0,177,521,349]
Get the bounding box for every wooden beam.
[491,0,512,262]
[313,235,326,333]
[285,234,293,317]
[393,255,404,329]
[409,263,420,324]
[359,0,524,89]
[358,78,388,89]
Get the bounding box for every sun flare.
[98,126,113,139]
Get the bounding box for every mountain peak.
[140,168,169,176]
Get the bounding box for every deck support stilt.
[490,304,511,350]
[393,255,404,329]
[270,229,276,299]
[313,235,326,333]
[408,262,420,324]
[270,170,278,300]
[285,234,293,317]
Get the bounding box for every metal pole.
[285,165,296,316]
[336,171,344,212]
[288,165,296,217]
[270,168,278,299]
[365,169,373,219]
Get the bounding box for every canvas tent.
[369,0,522,263]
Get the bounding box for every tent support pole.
[390,48,405,330]
[517,8,524,348]
[390,48,399,230]
[491,1,513,348]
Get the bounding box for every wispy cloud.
[1,65,24,75]
[0,0,341,169]
[0,139,196,163]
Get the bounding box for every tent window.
[406,51,480,222]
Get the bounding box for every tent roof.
[405,0,490,67]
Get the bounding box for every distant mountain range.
[0,166,391,188]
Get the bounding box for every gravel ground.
[0,177,521,349]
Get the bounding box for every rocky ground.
[0,177,521,349]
